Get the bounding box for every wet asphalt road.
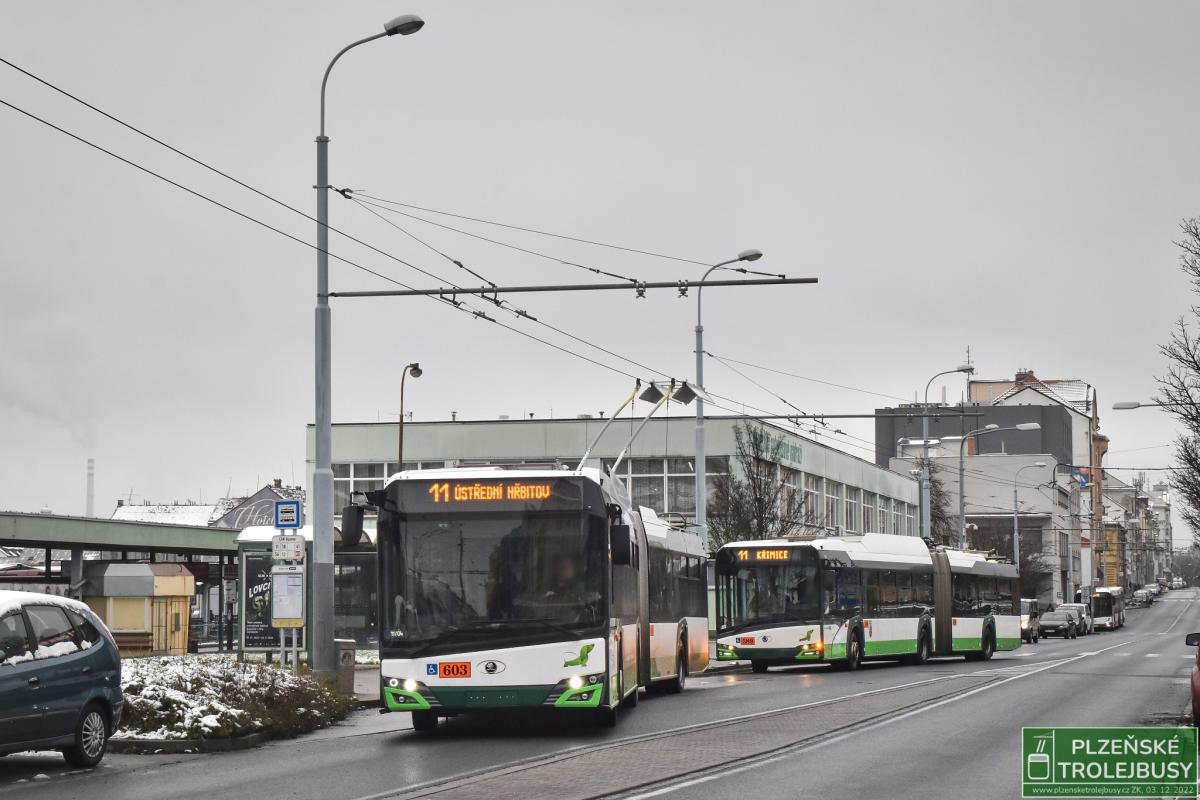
[2,591,1194,800]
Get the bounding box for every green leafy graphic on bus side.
[564,643,594,667]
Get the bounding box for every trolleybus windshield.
[376,478,608,656]
[716,548,821,633]
[1091,593,1114,617]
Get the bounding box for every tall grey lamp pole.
[312,13,424,678]
[397,362,422,466]
[920,365,974,542]
[695,249,763,546]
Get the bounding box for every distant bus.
[351,467,708,731]
[1091,587,1125,630]
[713,533,1019,671]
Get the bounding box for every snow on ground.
[355,649,379,666]
[116,655,356,740]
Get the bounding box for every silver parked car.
[1058,603,1093,635]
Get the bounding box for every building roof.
[991,382,1092,414]
[110,503,219,527]
[971,371,1092,414]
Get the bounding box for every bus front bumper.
[383,673,607,712]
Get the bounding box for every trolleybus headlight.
[387,678,400,688]
[403,679,419,693]
[568,676,585,690]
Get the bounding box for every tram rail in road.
[351,652,1117,800]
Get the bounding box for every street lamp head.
[1034,461,1047,468]
[956,364,975,374]
[384,14,425,36]
[1112,401,1141,410]
[407,362,422,378]
[1015,422,1040,431]
[984,423,1000,430]
[737,249,763,262]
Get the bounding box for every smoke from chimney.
[86,458,95,518]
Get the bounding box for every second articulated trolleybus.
[714,533,1020,671]
[345,466,707,730]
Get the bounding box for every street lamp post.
[397,362,422,466]
[920,366,974,542]
[1013,461,1048,577]
[694,249,764,546]
[312,13,424,679]
[949,422,1042,549]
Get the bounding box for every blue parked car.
[0,590,123,766]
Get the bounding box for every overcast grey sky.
[2,2,1197,544]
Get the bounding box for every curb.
[108,731,270,754]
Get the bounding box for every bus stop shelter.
[0,511,240,649]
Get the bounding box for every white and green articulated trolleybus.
[343,466,708,731]
[714,533,1020,672]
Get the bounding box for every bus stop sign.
[274,499,302,529]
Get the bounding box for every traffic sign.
[274,499,302,529]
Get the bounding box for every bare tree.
[706,422,808,551]
[1156,218,1200,546]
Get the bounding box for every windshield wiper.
[484,618,584,639]
[403,626,493,658]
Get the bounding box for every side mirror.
[610,523,632,566]
[1186,633,1200,647]
[340,505,365,548]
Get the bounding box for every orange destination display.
[391,477,588,514]
[427,481,554,504]
[732,547,803,563]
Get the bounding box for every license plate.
[438,661,472,679]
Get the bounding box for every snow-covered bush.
[116,655,356,740]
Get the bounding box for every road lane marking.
[1146,653,1161,658]
[1114,653,1132,657]
[621,637,1140,800]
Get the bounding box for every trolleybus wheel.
[596,704,619,728]
[910,630,931,665]
[667,639,688,693]
[967,631,995,661]
[410,710,438,733]
[839,631,863,671]
[751,661,769,674]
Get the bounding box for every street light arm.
[320,31,388,136]
[696,262,735,327]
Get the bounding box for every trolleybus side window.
[995,578,1015,615]
[896,571,913,616]
[866,569,897,618]
[913,570,934,614]
[952,572,976,616]
[822,566,861,624]
[976,576,997,616]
